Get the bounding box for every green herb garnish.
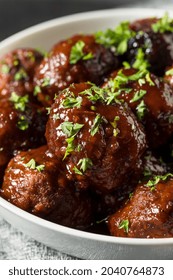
[62,96,82,108]
[34,85,41,96]
[1,64,10,74]
[90,114,103,136]
[95,21,136,55]
[42,77,51,87]
[136,100,147,120]
[17,115,29,130]
[130,90,147,103]
[118,219,129,233]
[61,121,84,138]
[146,173,173,190]
[165,68,173,76]
[77,158,93,173]
[14,68,28,81]
[152,13,173,33]
[25,158,45,171]
[73,166,83,175]
[70,40,93,64]
[132,48,150,71]
[10,92,29,112]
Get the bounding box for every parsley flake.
[165,68,173,76]
[132,48,150,71]
[25,158,45,171]
[130,90,147,103]
[73,166,83,175]
[118,219,129,233]
[70,40,93,64]
[90,114,103,136]
[17,115,29,130]
[136,100,147,120]
[42,77,51,87]
[77,158,93,173]
[95,21,136,55]
[62,96,82,108]
[146,173,173,190]
[1,64,10,74]
[152,13,173,33]
[14,68,28,81]
[61,121,84,138]
[10,92,29,112]
[34,85,41,96]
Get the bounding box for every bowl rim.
[0,7,173,246]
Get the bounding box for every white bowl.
[0,8,173,260]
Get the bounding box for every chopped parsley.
[70,40,93,64]
[24,158,45,171]
[132,48,150,71]
[9,92,29,112]
[165,68,173,76]
[118,219,129,233]
[80,84,105,102]
[145,72,155,86]
[61,122,84,160]
[34,85,41,96]
[95,21,136,55]
[152,13,173,33]
[136,100,147,120]
[63,137,76,160]
[17,115,29,130]
[77,158,93,173]
[90,114,103,136]
[52,113,60,120]
[146,173,173,190]
[14,68,28,81]
[110,116,120,137]
[73,166,83,175]
[61,121,84,138]
[1,64,10,74]
[42,77,51,87]
[62,96,82,108]
[130,90,147,103]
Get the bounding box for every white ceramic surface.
[0,8,173,260]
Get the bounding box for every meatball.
[0,146,93,229]
[103,68,173,149]
[125,19,173,76]
[108,175,173,238]
[34,34,119,106]
[0,96,46,181]
[46,82,146,194]
[0,48,43,101]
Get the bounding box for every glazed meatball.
[0,146,93,229]
[126,18,173,76]
[108,175,173,238]
[0,96,46,181]
[103,68,173,149]
[0,48,43,101]
[46,82,146,194]
[34,34,119,106]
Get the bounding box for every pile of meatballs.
[2,14,173,238]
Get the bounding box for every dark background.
[0,0,138,41]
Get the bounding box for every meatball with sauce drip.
[34,34,119,106]
[103,68,173,149]
[0,96,46,181]
[0,48,43,102]
[108,174,173,238]
[46,82,146,194]
[0,146,93,229]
